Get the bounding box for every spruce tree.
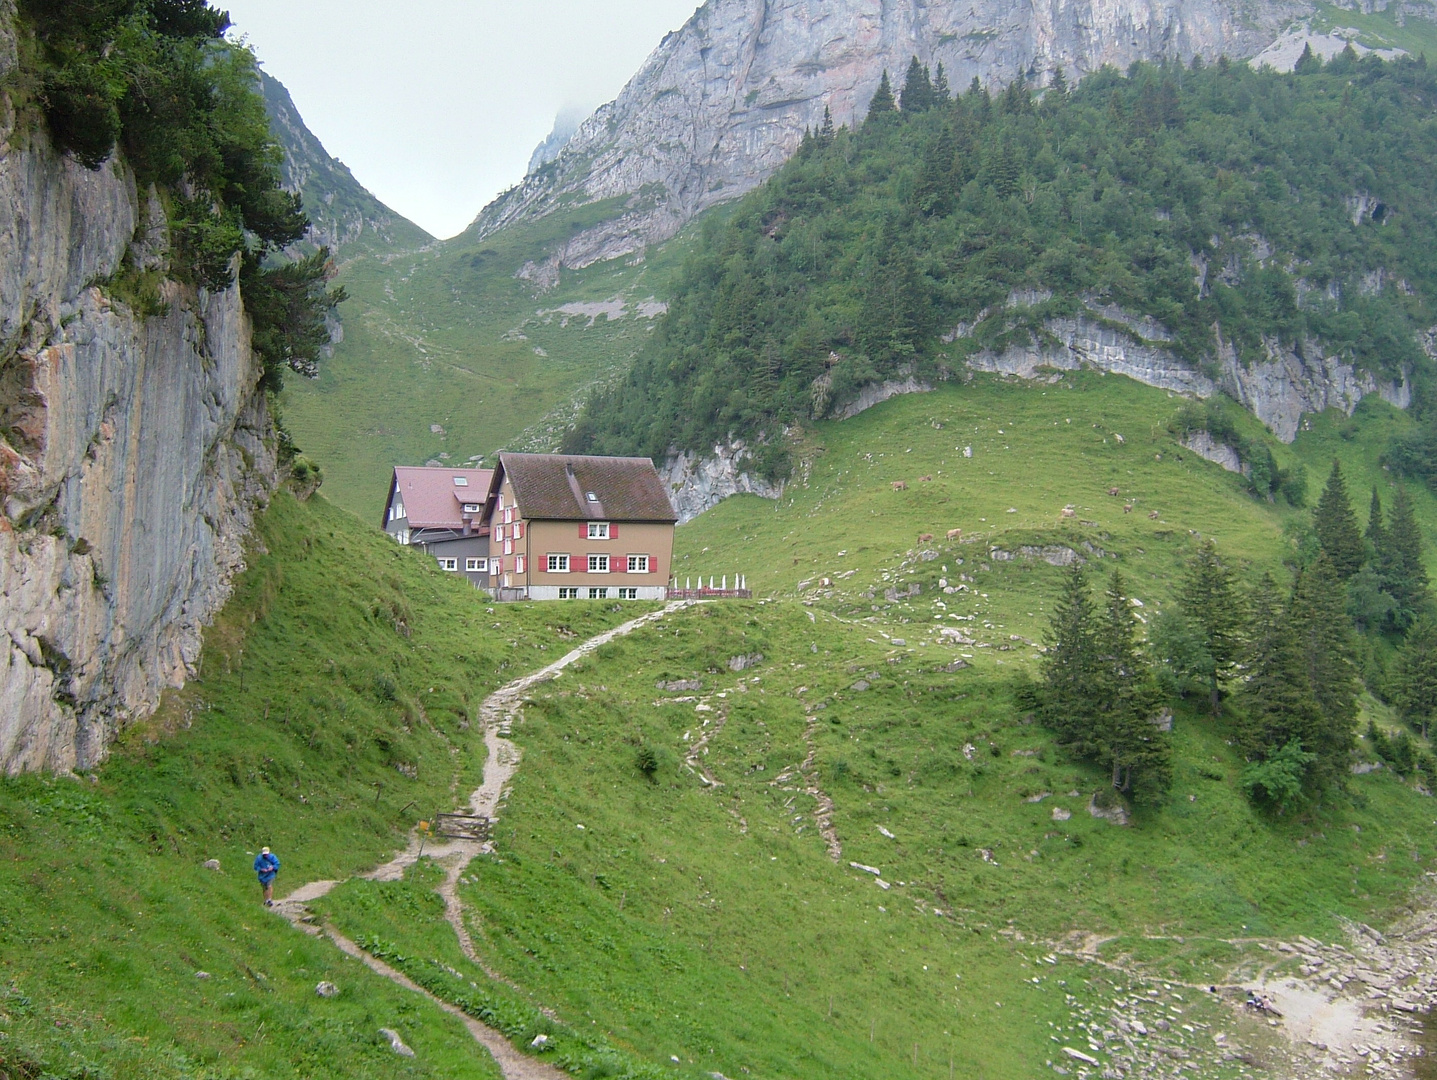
[1178,539,1244,715]
[1041,562,1101,745]
[1096,571,1170,801]
[819,104,835,142]
[1366,487,1387,564]
[1289,554,1360,783]
[1393,616,1437,739]
[1385,484,1430,625]
[1314,460,1365,579]
[932,61,950,101]
[1239,573,1324,792]
[867,71,896,118]
[1049,66,1068,95]
[900,56,933,113]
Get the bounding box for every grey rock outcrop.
[659,439,783,523]
[473,0,1307,273]
[1,10,275,773]
[1180,429,1245,474]
[952,305,1409,443]
[259,71,431,255]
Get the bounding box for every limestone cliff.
[0,12,276,774]
[260,70,432,255]
[475,0,1308,272]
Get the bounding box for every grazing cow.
[919,475,933,482]
[1123,504,1133,514]
[1060,507,1076,519]
[892,480,908,491]
[1149,510,1160,519]
[1108,487,1120,497]
[946,528,962,540]
[919,533,934,543]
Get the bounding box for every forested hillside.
[567,52,1437,477]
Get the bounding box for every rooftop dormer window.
[462,503,480,513]
[585,491,598,502]
[453,476,468,486]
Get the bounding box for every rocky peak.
[473,0,1309,277]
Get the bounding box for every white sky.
[223,1,701,239]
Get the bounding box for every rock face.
[954,302,1410,443]
[259,71,431,255]
[659,440,784,523]
[474,0,1306,271]
[0,8,275,773]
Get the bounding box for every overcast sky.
[223,1,701,239]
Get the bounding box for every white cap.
[261,846,270,855]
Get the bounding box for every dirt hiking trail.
[272,601,693,1079]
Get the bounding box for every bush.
[1241,738,1317,811]
[635,744,660,778]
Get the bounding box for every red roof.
[387,466,493,529]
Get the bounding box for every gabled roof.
[385,466,493,530]
[492,453,676,523]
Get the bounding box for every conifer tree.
[1314,460,1365,579]
[1239,573,1324,801]
[1385,484,1430,625]
[867,71,896,118]
[900,56,934,113]
[1289,554,1360,782]
[1041,563,1101,743]
[1049,66,1068,95]
[1178,539,1244,714]
[819,104,835,142]
[932,61,950,101]
[1366,487,1387,562]
[1393,616,1437,739]
[1095,571,1170,800]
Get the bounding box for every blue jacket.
[254,852,280,879]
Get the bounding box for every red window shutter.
[611,523,619,539]
[614,556,626,574]
[580,523,587,539]
[648,556,657,575]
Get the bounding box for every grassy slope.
[0,492,643,1078]
[303,377,1436,1079]
[281,208,698,521]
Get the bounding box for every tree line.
[1031,462,1434,812]
[15,0,343,391]
[567,47,1437,477]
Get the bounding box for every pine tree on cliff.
[1385,484,1430,625]
[867,71,897,119]
[1314,460,1365,579]
[1049,66,1069,96]
[1178,539,1244,715]
[932,62,950,101]
[900,57,934,113]
[819,105,835,142]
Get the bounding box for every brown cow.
[918,533,934,543]
[1108,487,1120,497]
[1123,504,1133,514]
[1148,510,1160,520]
[946,528,962,540]
[919,475,933,482]
[892,480,908,491]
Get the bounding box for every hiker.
[254,846,280,906]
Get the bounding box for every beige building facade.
[482,453,676,601]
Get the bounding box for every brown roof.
[387,466,493,529]
[495,453,676,523]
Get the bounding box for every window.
[462,503,480,513]
[513,522,524,540]
[588,554,609,573]
[627,555,649,573]
[586,521,609,539]
[503,506,514,525]
[515,555,527,575]
[453,476,468,487]
[503,536,513,556]
[547,554,570,573]
[389,502,404,521]
[558,587,579,599]
[437,557,458,571]
[585,491,599,502]
[465,557,486,573]
[588,587,609,599]
[397,529,410,545]
[618,588,638,600]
